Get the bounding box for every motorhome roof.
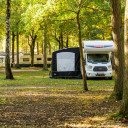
[83,40,114,53]
[83,40,113,45]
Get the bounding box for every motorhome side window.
[87,54,109,63]
[47,58,52,61]
[23,58,29,61]
[37,58,41,60]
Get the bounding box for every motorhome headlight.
[108,65,112,69]
[87,65,92,69]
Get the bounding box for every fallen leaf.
[121,118,128,123]
[33,99,39,102]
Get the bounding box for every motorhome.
[0,52,52,68]
[83,40,114,79]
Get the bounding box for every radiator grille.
[93,66,107,72]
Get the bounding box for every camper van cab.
[83,41,114,79]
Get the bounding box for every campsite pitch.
[0,68,127,127]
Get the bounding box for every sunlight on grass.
[90,116,107,121]
[64,116,122,128]
[0,69,114,87]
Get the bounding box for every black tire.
[108,76,112,80]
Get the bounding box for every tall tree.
[11,0,23,67]
[5,0,14,79]
[47,36,51,55]
[66,33,69,48]
[110,0,124,100]
[37,42,39,55]
[28,30,37,67]
[55,28,64,49]
[21,4,40,66]
[43,22,48,70]
[43,0,88,90]
[77,0,88,91]
[16,30,20,68]
[119,0,128,117]
[11,32,15,64]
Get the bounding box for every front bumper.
[86,70,112,78]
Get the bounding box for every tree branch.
[55,29,60,43]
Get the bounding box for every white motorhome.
[83,40,114,79]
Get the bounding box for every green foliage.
[109,113,124,121]
[0,0,6,39]
[0,0,125,52]
[11,0,22,32]
[0,97,7,105]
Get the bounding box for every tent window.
[57,52,75,72]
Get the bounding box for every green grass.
[0,70,114,87]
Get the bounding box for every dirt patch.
[0,86,127,128]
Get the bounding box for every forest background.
[1,0,123,55]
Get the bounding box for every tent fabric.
[50,47,82,79]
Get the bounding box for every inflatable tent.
[50,47,82,79]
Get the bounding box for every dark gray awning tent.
[50,47,82,79]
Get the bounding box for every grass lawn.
[0,68,126,127]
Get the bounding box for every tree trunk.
[30,45,34,67]
[27,36,30,53]
[16,31,20,68]
[110,0,124,100]
[119,0,128,117]
[111,52,115,69]
[66,34,69,48]
[77,0,88,91]
[37,42,39,55]
[25,46,28,53]
[59,31,63,49]
[5,0,14,79]
[11,32,15,64]
[30,35,37,67]
[55,29,61,50]
[42,42,43,55]
[48,38,51,55]
[28,30,37,67]
[43,23,48,70]
[54,46,55,51]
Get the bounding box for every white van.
[83,40,114,79]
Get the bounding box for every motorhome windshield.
[87,54,109,63]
